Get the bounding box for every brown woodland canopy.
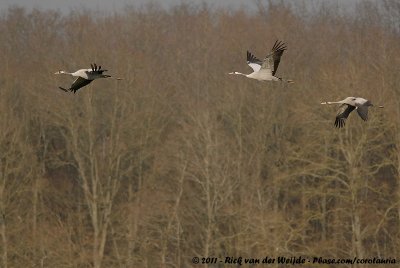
[0,0,400,267]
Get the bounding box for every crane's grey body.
[55,63,121,93]
[229,40,292,83]
[68,69,105,80]
[321,97,383,128]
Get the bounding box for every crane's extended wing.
[247,51,263,72]
[356,106,369,121]
[262,40,287,76]
[60,77,93,93]
[334,104,355,128]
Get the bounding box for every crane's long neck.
[321,101,343,105]
[56,70,74,76]
[229,71,249,77]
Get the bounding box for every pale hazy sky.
[0,0,364,14]
[1,0,255,13]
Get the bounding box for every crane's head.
[54,70,66,75]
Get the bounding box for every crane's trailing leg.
[278,77,294,83]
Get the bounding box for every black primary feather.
[334,104,355,128]
[270,40,287,76]
[247,51,263,65]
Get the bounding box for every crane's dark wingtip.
[246,51,253,61]
[334,118,345,128]
[272,40,287,52]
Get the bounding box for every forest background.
[1,0,400,267]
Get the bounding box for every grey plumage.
[321,97,383,128]
[262,40,287,76]
[335,104,355,128]
[55,63,121,94]
[229,40,292,82]
[59,77,93,93]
